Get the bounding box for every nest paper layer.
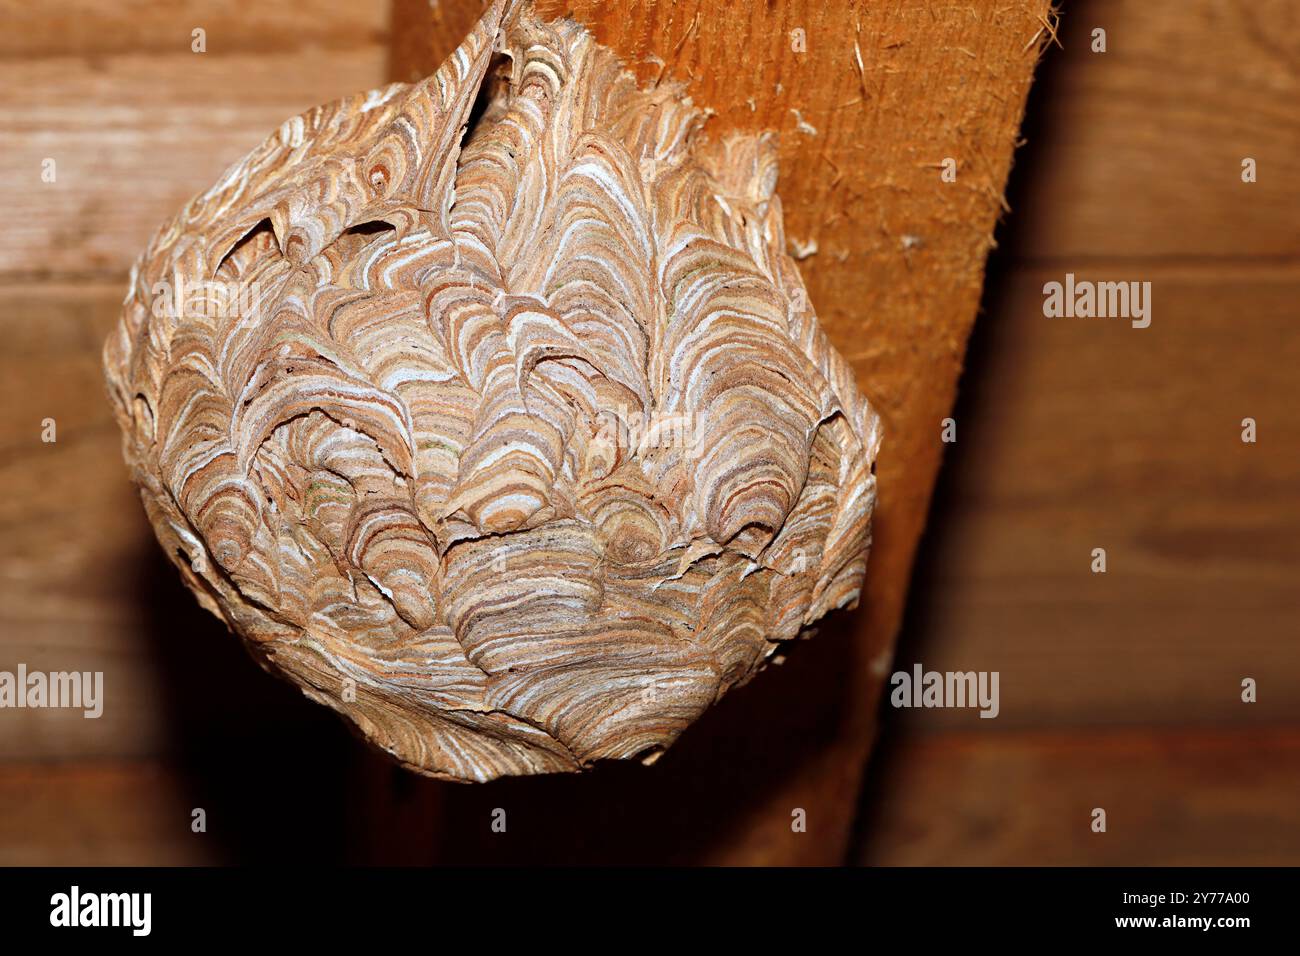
[103,0,882,781]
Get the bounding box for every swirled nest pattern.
[103,0,882,780]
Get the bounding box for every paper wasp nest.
[103,0,881,781]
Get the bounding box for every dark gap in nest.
[215,217,276,275]
[342,220,397,236]
[461,53,511,150]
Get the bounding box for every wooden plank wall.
[856,0,1300,864]
[0,0,396,865]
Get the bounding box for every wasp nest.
[103,0,881,781]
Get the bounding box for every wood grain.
[7,725,1294,867]
[0,288,372,762]
[0,761,214,866]
[0,46,386,279]
[859,729,1300,865]
[0,4,392,762]
[879,266,1300,730]
[852,0,1300,865]
[0,0,388,59]
[0,748,373,865]
[1005,0,1300,260]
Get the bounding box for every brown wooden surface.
[1004,0,1300,261]
[0,0,401,862]
[859,729,1300,866]
[0,8,387,278]
[864,267,1300,732]
[7,726,1298,867]
[856,0,1300,863]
